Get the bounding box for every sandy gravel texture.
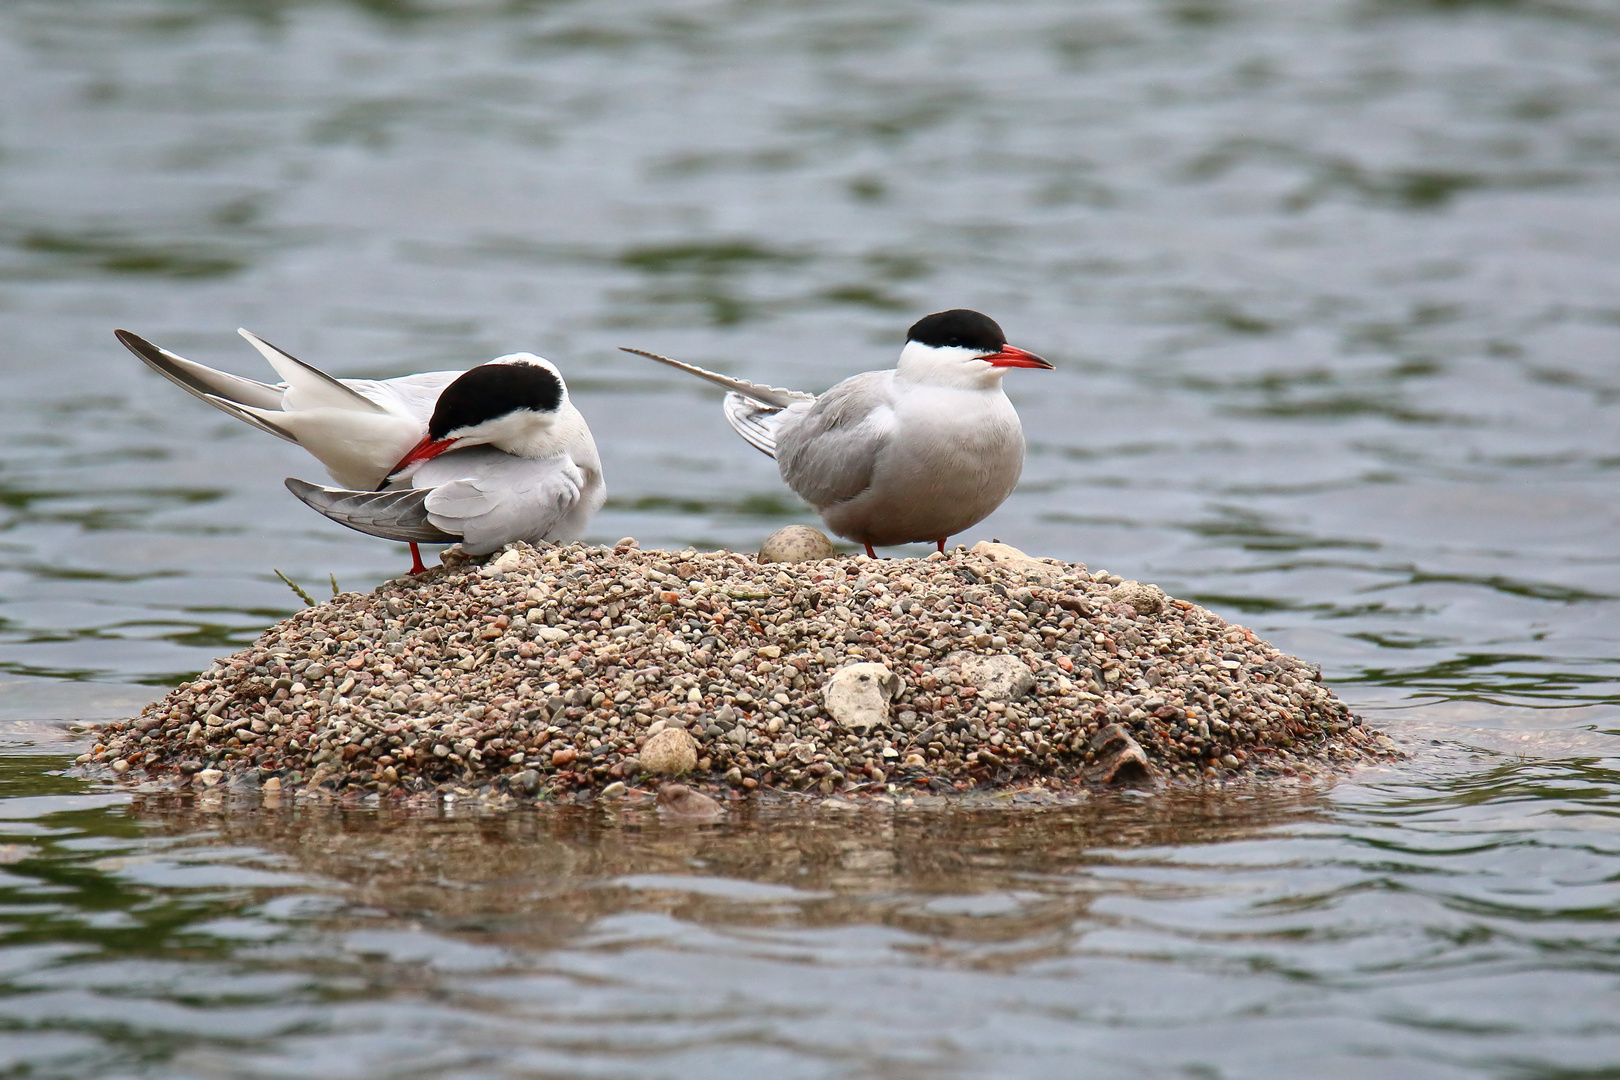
[76,540,1393,801]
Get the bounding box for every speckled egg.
[758,525,837,564]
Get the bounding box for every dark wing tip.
[284,477,460,544]
[113,328,158,356]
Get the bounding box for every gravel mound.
[77,540,1394,801]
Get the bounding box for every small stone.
[194,768,223,787]
[601,780,627,798]
[110,759,129,774]
[511,769,541,795]
[1085,725,1154,787]
[478,548,526,578]
[656,782,723,821]
[551,747,578,767]
[641,727,699,775]
[262,776,282,791]
[968,540,1062,583]
[823,662,902,734]
[949,653,1035,701]
[1109,580,1166,616]
[758,525,836,564]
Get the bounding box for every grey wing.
[116,329,288,416]
[723,392,786,458]
[775,372,898,509]
[284,478,460,543]
[414,447,588,555]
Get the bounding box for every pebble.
[950,652,1035,701]
[1086,724,1152,786]
[78,540,1391,803]
[822,662,902,734]
[641,727,698,775]
[1108,581,1166,616]
[656,782,724,821]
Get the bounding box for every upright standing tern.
[625,309,1052,557]
[116,329,604,574]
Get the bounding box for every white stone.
[968,541,1063,583]
[949,652,1035,701]
[194,768,223,787]
[478,549,527,578]
[823,662,903,734]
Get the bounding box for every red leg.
[936,538,947,553]
[407,542,428,575]
[864,542,877,559]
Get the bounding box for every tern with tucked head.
[115,329,604,574]
[625,309,1051,558]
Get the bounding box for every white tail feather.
[620,347,813,409]
[238,329,386,414]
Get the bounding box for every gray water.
[1,1,1619,1076]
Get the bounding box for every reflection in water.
[127,786,1329,922]
[0,747,1616,1078]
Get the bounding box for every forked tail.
[620,346,813,460]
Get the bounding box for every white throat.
[894,340,1008,391]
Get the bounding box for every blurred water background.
[0,1,1618,1076]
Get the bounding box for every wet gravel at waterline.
[4,0,1620,1077]
[77,541,1387,802]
